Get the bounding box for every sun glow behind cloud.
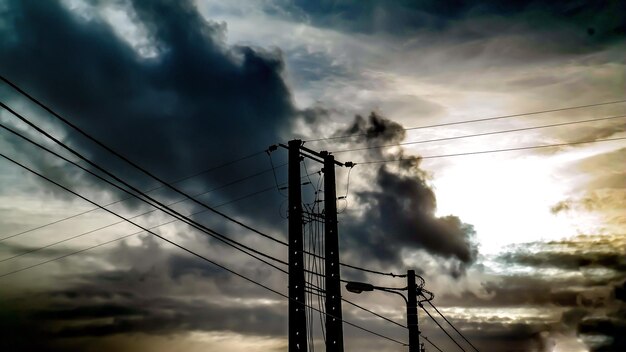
[429,141,624,255]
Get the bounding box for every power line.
[422,335,444,352]
[355,136,626,164]
[0,118,291,276]
[338,262,406,277]
[0,145,409,343]
[305,99,626,142]
[0,151,406,346]
[332,114,626,153]
[419,302,467,352]
[342,298,406,329]
[0,182,280,264]
[0,103,292,271]
[3,210,411,347]
[427,300,480,352]
[0,141,283,243]
[0,151,288,284]
[0,77,294,248]
[0,110,392,279]
[0,99,409,280]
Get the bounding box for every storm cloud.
[0,0,297,228]
[332,113,477,274]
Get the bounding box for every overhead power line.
[1,175,407,344]
[0,126,409,340]
[332,114,626,153]
[0,101,397,280]
[419,302,467,352]
[0,114,290,274]
[1,77,436,285]
[355,136,626,164]
[0,151,405,346]
[305,99,626,142]
[342,297,405,329]
[422,335,445,352]
[0,182,279,264]
[427,300,480,352]
[0,76,292,249]
[0,150,284,243]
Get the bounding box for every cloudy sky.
[0,0,624,351]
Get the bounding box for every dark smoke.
[337,112,478,275]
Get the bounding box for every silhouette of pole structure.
[281,140,352,351]
[344,270,424,351]
[407,269,420,351]
[288,139,307,352]
[322,151,344,352]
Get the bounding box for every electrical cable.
[419,301,467,352]
[2,120,382,279]
[1,100,408,279]
[422,335,444,352]
[331,114,626,153]
[337,164,353,213]
[305,99,626,142]
[0,152,287,275]
[0,132,290,280]
[0,149,406,345]
[0,150,409,346]
[0,184,281,279]
[268,151,288,197]
[0,147,285,243]
[0,80,293,247]
[427,300,480,352]
[342,298,406,329]
[0,182,280,264]
[355,136,626,164]
[0,103,290,271]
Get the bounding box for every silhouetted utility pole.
[322,151,344,352]
[344,271,424,351]
[407,269,420,352]
[288,139,307,352]
[281,140,352,351]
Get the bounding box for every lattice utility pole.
[288,139,307,352]
[321,151,344,352]
[280,140,352,352]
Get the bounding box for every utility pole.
[407,270,420,352]
[322,151,344,352]
[280,141,350,351]
[288,139,307,352]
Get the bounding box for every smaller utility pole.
[407,270,420,352]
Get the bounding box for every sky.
[0,0,624,351]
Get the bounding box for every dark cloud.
[567,121,626,144]
[501,250,626,272]
[0,235,288,349]
[291,0,626,48]
[333,112,477,274]
[335,112,406,144]
[444,235,626,351]
[0,0,294,226]
[579,316,626,351]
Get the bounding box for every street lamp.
[345,270,423,352]
[345,281,375,294]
